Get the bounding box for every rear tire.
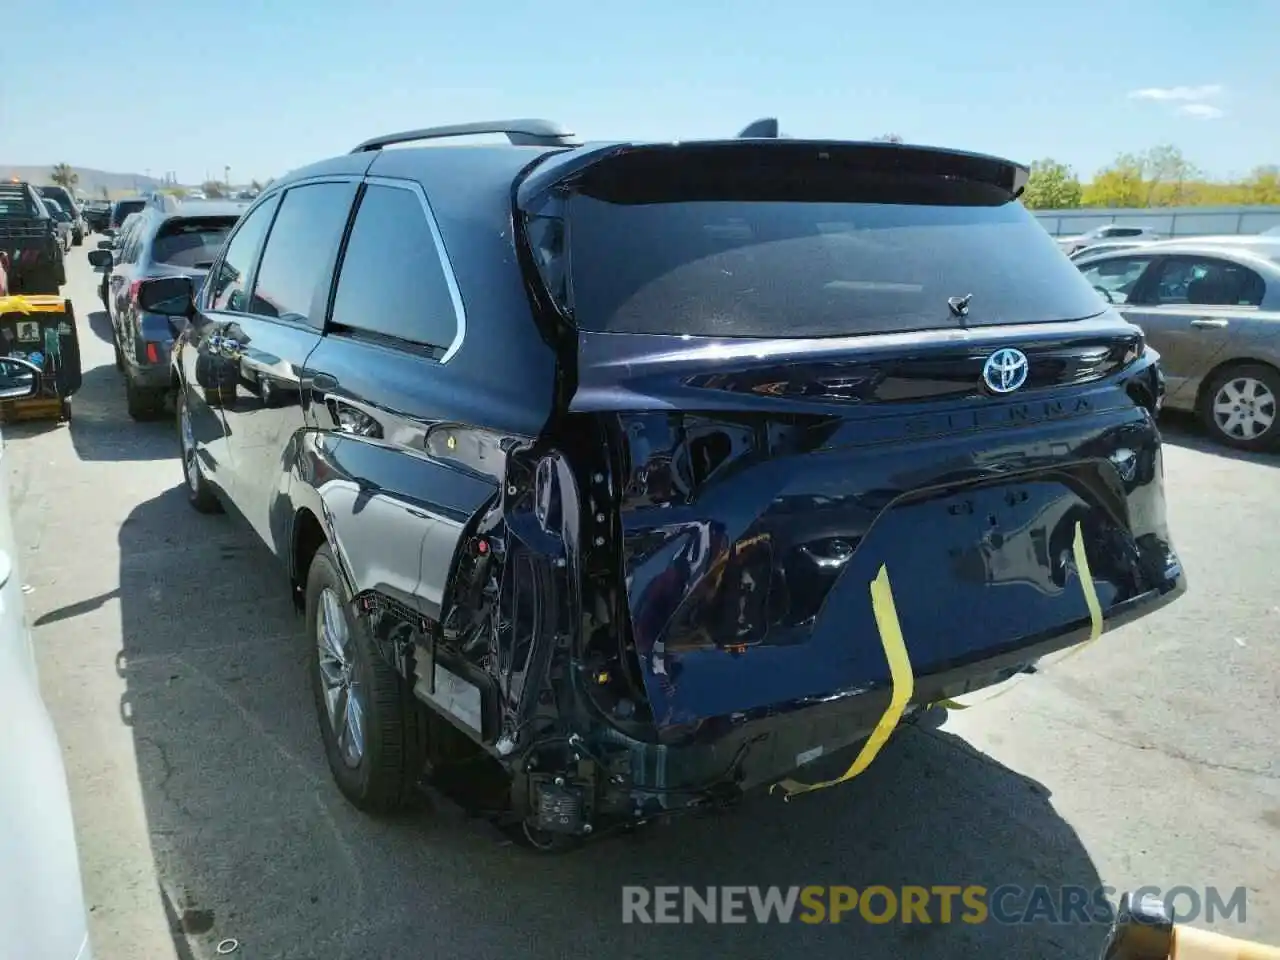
[306,545,430,814]
[175,388,221,513]
[1198,363,1280,452]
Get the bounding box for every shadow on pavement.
[28,485,1112,959]
[61,363,173,462]
[1160,412,1279,467]
[86,309,113,346]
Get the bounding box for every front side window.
[208,198,278,313]
[1078,256,1153,305]
[249,182,354,326]
[329,183,460,350]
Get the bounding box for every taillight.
[129,280,143,305]
[145,342,160,364]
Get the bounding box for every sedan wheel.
[1201,364,1280,451]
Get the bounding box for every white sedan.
[0,355,93,960]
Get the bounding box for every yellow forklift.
[0,291,82,424]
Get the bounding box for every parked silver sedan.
[1074,236,1280,451]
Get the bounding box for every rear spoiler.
[516,137,1030,210]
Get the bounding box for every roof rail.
[736,118,781,139]
[350,119,576,153]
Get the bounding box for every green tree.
[1083,152,1147,208]
[1021,159,1083,209]
[201,180,227,199]
[1142,144,1201,206]
[249,179,263,191]
[50,163,78,189]
[873,133,904,143]
[1239,165,1280,205]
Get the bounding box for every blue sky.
[6,0,1278,184]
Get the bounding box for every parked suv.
[35,185,86,246]
[139,118,1185,846]
[89,200,246,419]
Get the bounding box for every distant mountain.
[0,164,190,199]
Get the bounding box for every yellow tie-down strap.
[771,520,1102,800]
[0,295,68,315]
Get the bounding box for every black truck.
[0,182,65,294]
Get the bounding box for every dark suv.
[89,200,246,419]
[139,118,1185,846]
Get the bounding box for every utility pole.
[224,165,231,190]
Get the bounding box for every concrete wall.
[1032,205,1280,238]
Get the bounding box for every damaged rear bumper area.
[413,395,1183,841]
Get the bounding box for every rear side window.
[151,217,237,268]
[208,198,277,312]
[564,194,1107,338]
[249,182,353,326]
[329,183,460,350]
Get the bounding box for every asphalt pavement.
[7,248,1279,960]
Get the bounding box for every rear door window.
[151,217,237,268]
[248,181,354,327]
[562,185,1106,338]
[328,182,461,351]
[1144,256,1264,307]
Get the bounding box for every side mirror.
[96,239,112,250]
[0,356,41,401]
[137,275,195,317]
[88,249,112,268]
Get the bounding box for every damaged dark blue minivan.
[142,118,1185,848]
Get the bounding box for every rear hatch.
[518,141,1161,734]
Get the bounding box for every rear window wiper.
[947,293,973,320]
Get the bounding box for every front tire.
[1199,363,1280,451]
[306,544,430,814]
[176,388,221,513]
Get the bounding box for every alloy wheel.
[1212,376,1276,442]
[316,587,366,768]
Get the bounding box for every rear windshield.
[0,186,38,217]
[39,186,75,211]
[557,157,1106,338]
[151,216,237,267]
[112,200,146,225]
